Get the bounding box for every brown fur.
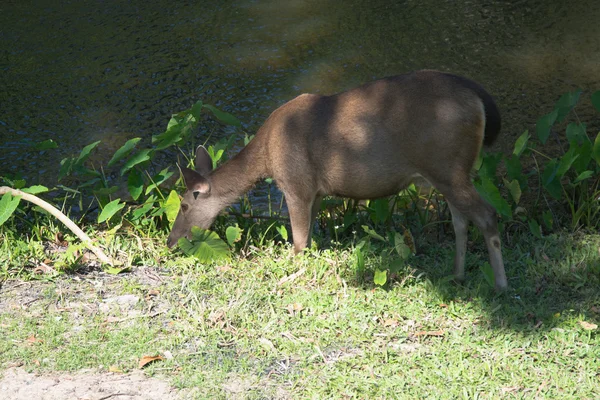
[168,70,507,290]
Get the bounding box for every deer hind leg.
[286,193,321,254]
[434,178,507,291]
[448,202,468,283]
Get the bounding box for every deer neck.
[209,137,269,208]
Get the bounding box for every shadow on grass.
[338,229,600,334]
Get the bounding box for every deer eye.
[181,203,189,213]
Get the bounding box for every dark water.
[1,0,599,184]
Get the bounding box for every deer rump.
[168,70,508,290]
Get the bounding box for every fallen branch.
[0,186,114,266]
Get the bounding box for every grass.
[1,224,600,399]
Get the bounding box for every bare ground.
[0,266,191,400]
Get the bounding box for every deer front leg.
[286,194,316,254]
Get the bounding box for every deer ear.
[195,145,213,176]
[181,166,211,195]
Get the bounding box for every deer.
[167,70,508,291]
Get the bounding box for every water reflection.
[1,0,598,185]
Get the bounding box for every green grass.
[1,228,600,398]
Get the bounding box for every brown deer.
[167,70,508,290]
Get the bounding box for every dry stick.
[0,186,114,266]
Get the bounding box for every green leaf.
[555,89,582,122]
[394,232,411,259]
[190,100,204,120]
[474,177,512,218]
[104,265,131,275]
[120,149,152,176]
[203,104,242,127]
[565,123,588,145]
[34,139,58,151]
[362,225,386,241]
[542,211,553,230]
[275,224,288,241]
[152,123,185,150]
[505,155,524,186]
[556,146,579,178]
[478,152,502,183]
[592,91,600,113]
[571,140,593,174]
[528,219,542,239]
[373,269,387,286]
[145,167,174,195]
[513,130,530,156]
[127,168,144,201]
[58,157,75,180]
[107,137,141,167]
[355,247,365,276]
[541,160,563,200]
[226,225,243,246]
[0,193,21,226]
[593,132,600,165]
[536,109,557,145]
[21,185,49,195]
[573,170,594,184]
[504,179,522,205]
[131,197,156,220]
[178,227,230,263]
[164,190,181,223]
[479,262,495,288]
[75,140,101,166]
[98,198,125,223]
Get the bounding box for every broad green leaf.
[275,224,288,241]
[164,190,181,223]
[131,197,156,220]
[75,140,101,166]
[536,109,557,145]
[58,157,74,180]
[152,123,184,150]
[34,139,58,151]
[505,155,524,187]
[178,227,230,263]
[120,149,152,176]
[573,170,594,184]
[373,269,388,286]
[13,180,26,189]
[513,130,530,156]
[541,160,563,200]
[127,168,144,201]
[0,193,21,226]
[556,146,579,178]
[504,179,522,204]
[592,91,600,113]
[528,219,542,239]
[98,198,125,223]
[593,132,600,165]
[190,100,204,120]
[479,262,495,288]
[474,177,512,218]
[394,231,411,259]
[104,265,132,275]
[478,152,502,183]
[226,225,243,246]
[21,185,49,195]
[203,104,242,127]
[571,140,593,174]
[565,123,588,145]
[107,137,141,167]
[145,167,174,195]
[555,89,582,122]
[362,225,386,241]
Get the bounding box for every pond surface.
[1,0,599,185]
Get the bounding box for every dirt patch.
[0,367,187,400]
